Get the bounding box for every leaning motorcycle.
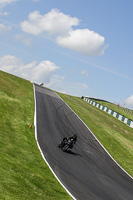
[58,138,74,151]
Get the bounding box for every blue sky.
[0,0,133,108]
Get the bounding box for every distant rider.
[58,134,77,149]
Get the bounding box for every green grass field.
[0,71,71,200]
[0,70,133,200]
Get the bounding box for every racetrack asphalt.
[34,84,133,200]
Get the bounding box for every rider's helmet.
[73,134,77,139]
[73,134,77,137]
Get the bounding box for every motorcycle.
[58,137,76,151]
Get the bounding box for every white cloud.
[20,9,106,56]
[80,70,89,77]
[56,29,106,56]
[0,24,11,33]
[0,55,60,83]
[20,9,79,36]
[0,55,91,96]
[0,0,19,15]
[32,60,60,83]
[0,0,18,3]
[0,55,21,72]
[46,74,65,91]
[15,34,32,46]
[125,95,133,108]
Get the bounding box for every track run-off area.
[34,84,133,200]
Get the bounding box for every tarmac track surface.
[35,84,133,200]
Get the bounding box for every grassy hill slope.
[1,70,132,200]
[0,71,71,200]
[57,92,133,177]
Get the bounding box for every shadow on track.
[64,150,82,157]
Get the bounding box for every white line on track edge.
[33,83,77,200]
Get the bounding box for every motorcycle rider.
[58,134,77,149]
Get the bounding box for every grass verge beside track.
[57,92,133,178]
[0,71,71,200]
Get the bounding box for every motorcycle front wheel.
[62,144,69,151]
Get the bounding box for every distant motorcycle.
[58,135,77,151]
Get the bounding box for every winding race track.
[34,84,133,200]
